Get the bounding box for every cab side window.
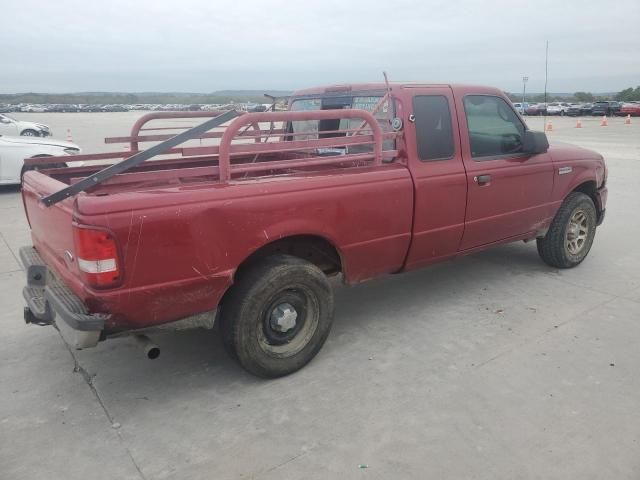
[413,95,455,161]
[463,95,526,159]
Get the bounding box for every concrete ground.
[1,113,639,479]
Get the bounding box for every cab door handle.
[474,174,491,185]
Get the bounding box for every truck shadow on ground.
[64,240,554,397]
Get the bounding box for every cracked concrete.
[1,114,639,479]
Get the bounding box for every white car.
[546,102,572,116]
[0,113,51,137]
[0,135,81,185]
[20,105,47,113]
[545,103,563,115]
[512,102,529,114]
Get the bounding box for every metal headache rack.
[25,107,399,207]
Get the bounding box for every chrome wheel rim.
[566,209,589,255]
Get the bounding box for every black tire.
[20,129,39,137]
[220,254,334,378]
[536,192,597,268]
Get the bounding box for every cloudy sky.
[2,0,638,94]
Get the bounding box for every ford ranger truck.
[20,83,608,377]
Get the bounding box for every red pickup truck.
[20,83,607,377]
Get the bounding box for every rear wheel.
[537,192,597,268]
[20,129,39,137]
[220,255,334,378]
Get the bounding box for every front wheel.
[537,192,597,268]
[220,255,334,378]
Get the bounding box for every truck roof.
[291,82,503,97]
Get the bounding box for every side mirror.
[523,130,549,155]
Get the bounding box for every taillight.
[73,225,121,288]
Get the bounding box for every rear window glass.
[288,95,394,151]
[289,96,392,137]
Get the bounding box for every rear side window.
[413,95,455,161]
[463,95,526,159]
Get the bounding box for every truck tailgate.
[21,171,85,298]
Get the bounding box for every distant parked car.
[525,103,546,116]
[56,104,80,113]
[511,102,529,114]
[20,105,47,113]
[102,104,129,112]
[0,135,81,185]
[566,104,583,116]
[79,105,104,112]
[579,103,594,115]
[620,102,640,116]
[547,102,564,115]
[591,101,621,116]
[546,103,566,115]
[0,114,51,137]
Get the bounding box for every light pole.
[522,76,528,110]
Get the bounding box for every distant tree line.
[615,86,640,101]
[505,86,640,103]
[0,92,272,105]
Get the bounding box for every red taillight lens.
[73,225,121,288]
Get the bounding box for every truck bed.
[26,108,397,200]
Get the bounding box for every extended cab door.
[455,93,554,250]
[403,87,468,269]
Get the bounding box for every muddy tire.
[537,192,597,268]
[220,255,334,378]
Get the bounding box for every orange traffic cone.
[66,129,73,142]
[545,120,553,131]
[600,116,608,126]
[625,114,632,125]
[575,119,582,128]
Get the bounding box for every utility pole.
[522,76,529,110]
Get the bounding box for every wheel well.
[238,235,342,277]
[216,235,342,316]
[572,181,601,217]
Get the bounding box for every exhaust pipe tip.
[146,345,160,360]
[134,334,160,360]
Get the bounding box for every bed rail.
[27,108,397,207]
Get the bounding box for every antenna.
[383,71,393,123]
[543,40,549,128]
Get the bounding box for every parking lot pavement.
[1,114,639,479]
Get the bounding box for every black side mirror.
[523,130,549,155]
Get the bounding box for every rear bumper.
[20,246,107,349]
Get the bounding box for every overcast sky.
[2,0,639,94]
